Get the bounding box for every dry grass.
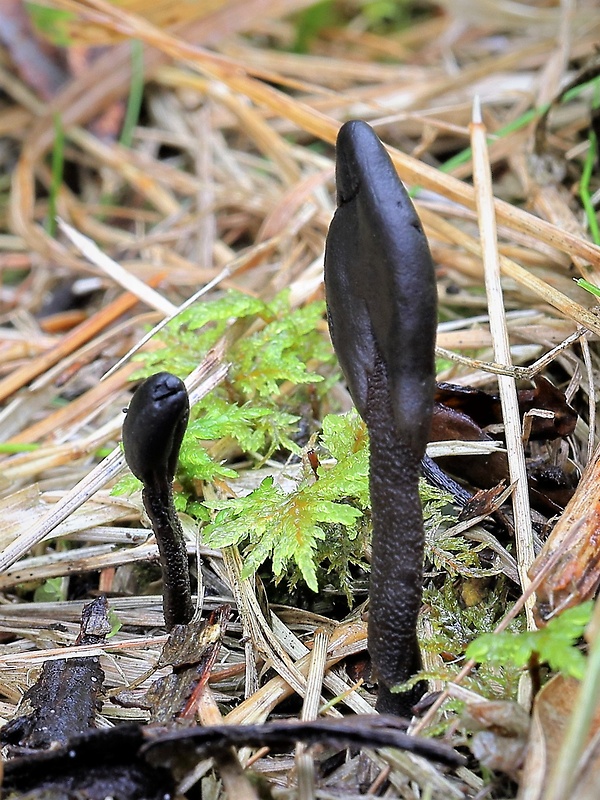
[1,1,600,797]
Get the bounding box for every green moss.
[423,576,526,700]
[467,601,592,681]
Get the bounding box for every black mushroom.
[122,372,195,630]
[324,120,437,717]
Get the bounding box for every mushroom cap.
[122,372,189,490]
[324,120,437,457]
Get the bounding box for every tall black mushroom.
[324,121,437,716]
[122,372,195,631]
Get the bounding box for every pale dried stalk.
[296,629,329,800]
[66,129,182,215]
[302,635,330,715]
[208,514,259,702]
[270,614,372,716]
[101,265,233,381]
[194,689,260,800]
[205,81,301,185]
[0,280,163,407]
[221,545,308,698]
[225,619,367,725]
[374,748,463,800]
[0,540,197,591]
[8,364,138,444]
[44,0,600,273]
[470,98,536,630]
[58,220,176,315]
[69,125,203,197]
[0,634,168,666]
[419,205,600,339]
[578,333,596,463]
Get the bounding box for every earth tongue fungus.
[122,372,195,630]
[324,120,437,717]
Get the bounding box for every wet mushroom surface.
[0,10,597,797]
[324,119,437,717]
[122,371,195,631]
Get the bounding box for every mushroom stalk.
[122,372,194,630]
[324,120,437,716]
[141,480,194,631]
[367,353,427,715]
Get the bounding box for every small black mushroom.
[122,372,194,630]
[324,120,437,717]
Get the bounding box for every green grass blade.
[47,113,64,237]
[120,40,144,149]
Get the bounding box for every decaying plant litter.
[1,1,600,798]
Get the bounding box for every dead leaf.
[430,402,509,489]
[458,483,508,521]
[434,377,576,442]
[529,445,600,626]
[464,699,529,779]
[518,675,600,800]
